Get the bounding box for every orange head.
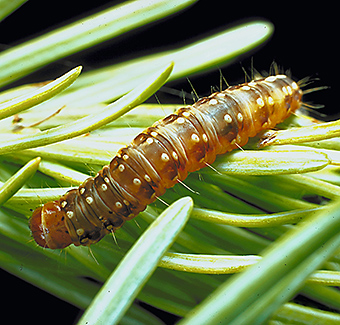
[29,201,72,249]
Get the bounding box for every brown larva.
[29,74,303,249]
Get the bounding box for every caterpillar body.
[29,74,303,249]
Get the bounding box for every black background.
[0,1,336,324]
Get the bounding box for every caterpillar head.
[29,201,72,249]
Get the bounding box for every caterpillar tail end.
[29,201,72,249]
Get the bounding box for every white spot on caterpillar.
[79,188,85,195]
[104,177,110,184]
[151,131,158,137]
[256,97,265,108]
[115,201,123,208]
[76,228,84,236]
[248,81,256,87]
[182,111,190,118]
[224,113,232,123]
[123,154,129,160]
[86,196,93,204]
[237,113,244,122]
[191,133,200,142]
[265,76,277,82]
[144,174,151,182]
[172,151,178,160]
[292,82,298,90]
[66,211,74,219]
[118,164,125,172]
[268,96,274,105]
[101,184,108,191]
[76,228,85,236]
[133,178,141,186]
[161,153,170,162]
[202,134,208,142]
[177,117,185,124]
[209,98,218,105]
[241,85,250,90]
[282,87,288,95]
[123,199,129,206]
[146,137,153,145]
[286,85,292,95]
[61,201,67,208]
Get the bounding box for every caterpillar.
[29,74,303,249]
